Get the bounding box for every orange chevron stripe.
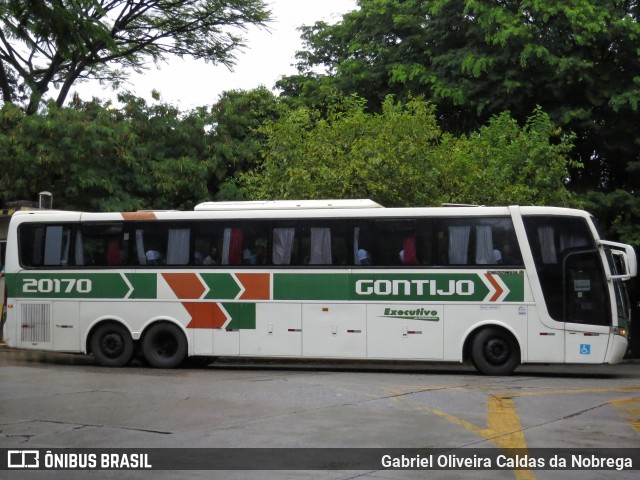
[485,273,504,302]
[184,302,227,329]
[162,273,206,299]
[237,273,271,300]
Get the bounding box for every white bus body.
[3,203,636,375]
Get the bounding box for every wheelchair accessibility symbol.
[580,344,591,355]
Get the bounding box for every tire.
[90,323,134,367]
[470,327,520,376]
[142,322,187,369]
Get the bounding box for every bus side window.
[353,225,373,266]
[298,220,349,266]
[193,222,224,266]
[273,226,296,265]
[436,218,521,267]
[134,224,168,266]
[23,225,45,266]
[18,224,75,268]
[79,223,126,267]
[243,223,269,266]
[167,229,190,265]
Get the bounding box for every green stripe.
[274,272,525,302]
[8,271,525,303]
[201,273,242,300]
[127,273,157,299]
[501,273,525,302]
[273,273,349,301]
[223,303,256,329]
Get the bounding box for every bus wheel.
[90,323,134,367]
[142,322,187,369]
[470,327,519,376]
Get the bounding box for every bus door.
[563,250,611,363]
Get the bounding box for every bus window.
[132,223,193,267]
[19,224,74,268]
[241,223,269,266]
[301,220,349,266]
[366,220,418,266]
[564,250,610,326]
[167,229,190,265]
[435,218,521,267]
[193,222,226,266]
[134,224,166,266]
[272,223,296,265]
[79,223,127,266]
[524,216,599,322]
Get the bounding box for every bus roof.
[194,199,383,211]
[8,204,592,224]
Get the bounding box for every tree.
[282,0,640,194]
[0,94,219,210]
[0,0,270,114]
[209,87,283,200]
[242,96,577,207]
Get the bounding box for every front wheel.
[90,323,134,367]
[470,327,520,376]
[142,322,187,368]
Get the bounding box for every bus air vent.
[20,304,51,343]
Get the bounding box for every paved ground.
[0,348,639,479]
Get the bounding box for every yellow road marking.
[386,385,640,480]
[430,394,535,480]
[609,397,640,434]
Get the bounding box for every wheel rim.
[484,337,510,365]
[152,331,178,358]
[100,332,125,359]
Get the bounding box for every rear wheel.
[470,327,519,376]
[90,323,134,367]
[142,322,187,368]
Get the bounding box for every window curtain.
[402,236,419,265]
[560,232,588,251]
[44,226,64,266]
[167,229,190,265]
[310,228,332,264]
[538,226,557,264]
[475,226,494,264]
[135,229,146,265]
[273,228,295,265]
[448,226,471,265]
[222,227,243,265]
[75,230,85,266]
[353,227,361,265]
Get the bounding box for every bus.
[2,200,636,375]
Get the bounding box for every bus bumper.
[607,334,628,364]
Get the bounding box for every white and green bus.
[2,200,636,375]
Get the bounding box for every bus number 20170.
[23,278,92,294]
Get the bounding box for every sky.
[70,0,358,109]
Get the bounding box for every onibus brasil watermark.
[3,448,637,471]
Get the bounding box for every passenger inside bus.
[145,249,164,265]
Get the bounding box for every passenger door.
[563,250,611,363]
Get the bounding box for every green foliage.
[0,0,270,113]
[210,87,283,199]
[0,95,220,211]
[243,96,577,207]
[284,0,640,194]
[438,107,579,206]
[582,189,640,248]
